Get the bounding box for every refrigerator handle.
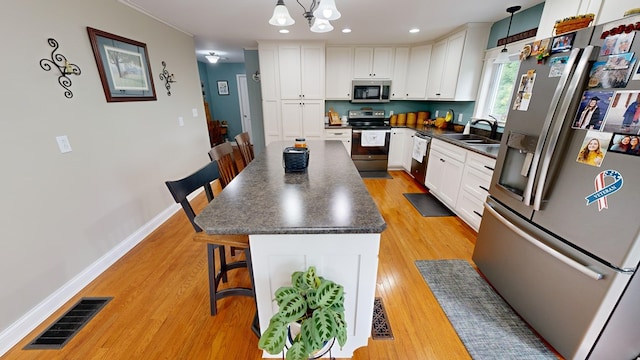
[522,48,583,206]
[533,46,599,211]
[484,202,604,280]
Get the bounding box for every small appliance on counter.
[283,146,309,173]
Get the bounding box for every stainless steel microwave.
[351,80,391,103]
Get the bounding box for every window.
[474,39,532,125]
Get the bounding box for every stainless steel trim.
[484,201,604,280]
[522,48,582,207]
[352,129,391,134]
[533,46,598,211]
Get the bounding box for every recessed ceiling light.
[279,29,290,34]
[342,28,352,33]
[409,28,420,33]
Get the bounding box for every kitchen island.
[194,140,386,358]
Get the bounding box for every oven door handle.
[352,129,391,133]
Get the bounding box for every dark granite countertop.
[194,140,387,235]
[395,124,501,158]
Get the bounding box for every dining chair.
[208,142,239,188]
[234,132,255,168]
[165,161,255,319]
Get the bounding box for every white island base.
[250,233,381,358]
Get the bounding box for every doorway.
[236,74,253,142]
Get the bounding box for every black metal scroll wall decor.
[39,38,81,98]
[159,61,175,96]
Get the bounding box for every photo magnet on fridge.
[600,90,640,133]
[572,90,613,130]
[575,130,612,167]
[608,133,640,156]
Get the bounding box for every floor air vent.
[24,297,112,350]
[371,297,394,340]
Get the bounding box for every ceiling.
[119,0,543,63]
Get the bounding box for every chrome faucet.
[471,118,499,140]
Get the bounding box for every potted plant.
[258,266,347,360]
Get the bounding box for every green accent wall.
[487,3,545,49]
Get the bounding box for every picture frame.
[551,32,576,53]
[87,27,156,102]
[217,80,229,95]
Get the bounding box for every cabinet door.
[301,45,324,99]
[439,31,465,99]
[372,47,394,79]
[325,47,353,100]
[391,47,409,99]
[425,149,444,191]
[388,128,404,168]
[263,100,281,145]
[301,100,324,140]
[426,39,447,99]
[401,129,416,172]
[281,101,303,140]
[258,44,279,101]
[353,48,374,78]
[438,153,464,207]
[406,44,432,99]
[279,45,302,99]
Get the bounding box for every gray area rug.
[359,171,393,179]
[403,193,455,217]
[415,259,556,359]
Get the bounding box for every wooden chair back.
[165,161,217,232]
[234,132,254,168]
[208,142,239,188]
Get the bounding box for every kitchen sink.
[441,133,500,145]
[466,143,501,155]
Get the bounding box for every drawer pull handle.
[439,158,445,162]
[484,165,495,171]
[473,210,483,217]
[479,185,489,192]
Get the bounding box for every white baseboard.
[0,204,181,356]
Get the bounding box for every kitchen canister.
[397,113,407,125]
[417,111,429,123]
[406,112,417,125]
[390,114,397,125]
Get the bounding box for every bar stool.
[208,142,239,188]
[234,132,255,168]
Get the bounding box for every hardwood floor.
[3,171,484,360]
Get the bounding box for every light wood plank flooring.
[2,170,514,359]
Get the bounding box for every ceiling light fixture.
[205,52,220,63]
[495,5,521,64]
[409,28,420,33]
[269,0,341,33]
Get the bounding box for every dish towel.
[361,130,386,147]
[412,136,428,163]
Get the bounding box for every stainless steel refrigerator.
[473,17,640,360]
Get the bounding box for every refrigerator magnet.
[549,56,569,77]
[585,169,623,211]
[572,90,613,130]
[576,131,612,167]
[600,90,640,133]
[551,33,575,53]
[608,133,640,156]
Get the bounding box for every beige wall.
[0,0,210,350]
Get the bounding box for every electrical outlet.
[56,135,72,153]
[435,110,439,118]
[192,108,198,117]
[458,113,464,122]
[389,110,394,116]
[178,117,184,126]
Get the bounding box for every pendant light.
[269,0,295,26]
[495,5,521,64]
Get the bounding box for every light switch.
[178,117,184,126]
[192,108,198,117]
[56,135,72,153]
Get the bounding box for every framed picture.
[551,32,576,53]
[217,80,229,95]
[87,27,156,102]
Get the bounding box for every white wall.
[0,0,210,353]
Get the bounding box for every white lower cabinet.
[401,129,416,172]
[388,128,405,169]
[425,139,465,208]
[455,151,496,231]
[281,100,324,141]
[324,128,352,155]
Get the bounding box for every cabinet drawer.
[460,166,491,201]
[324,128,352,140]
[466,151,496,174]
[456,190,485,231]
[430,138,466,163]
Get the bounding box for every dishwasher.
[410,132,431,185]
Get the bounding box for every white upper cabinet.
[405,44,432,99]
[278,43,325,100]
[258,43,279,101]
[426,24,490,101]
[353,47,394,79]
[391,47,409,99]
[325,47,354,100]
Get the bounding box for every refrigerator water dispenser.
[497,132,538,199]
